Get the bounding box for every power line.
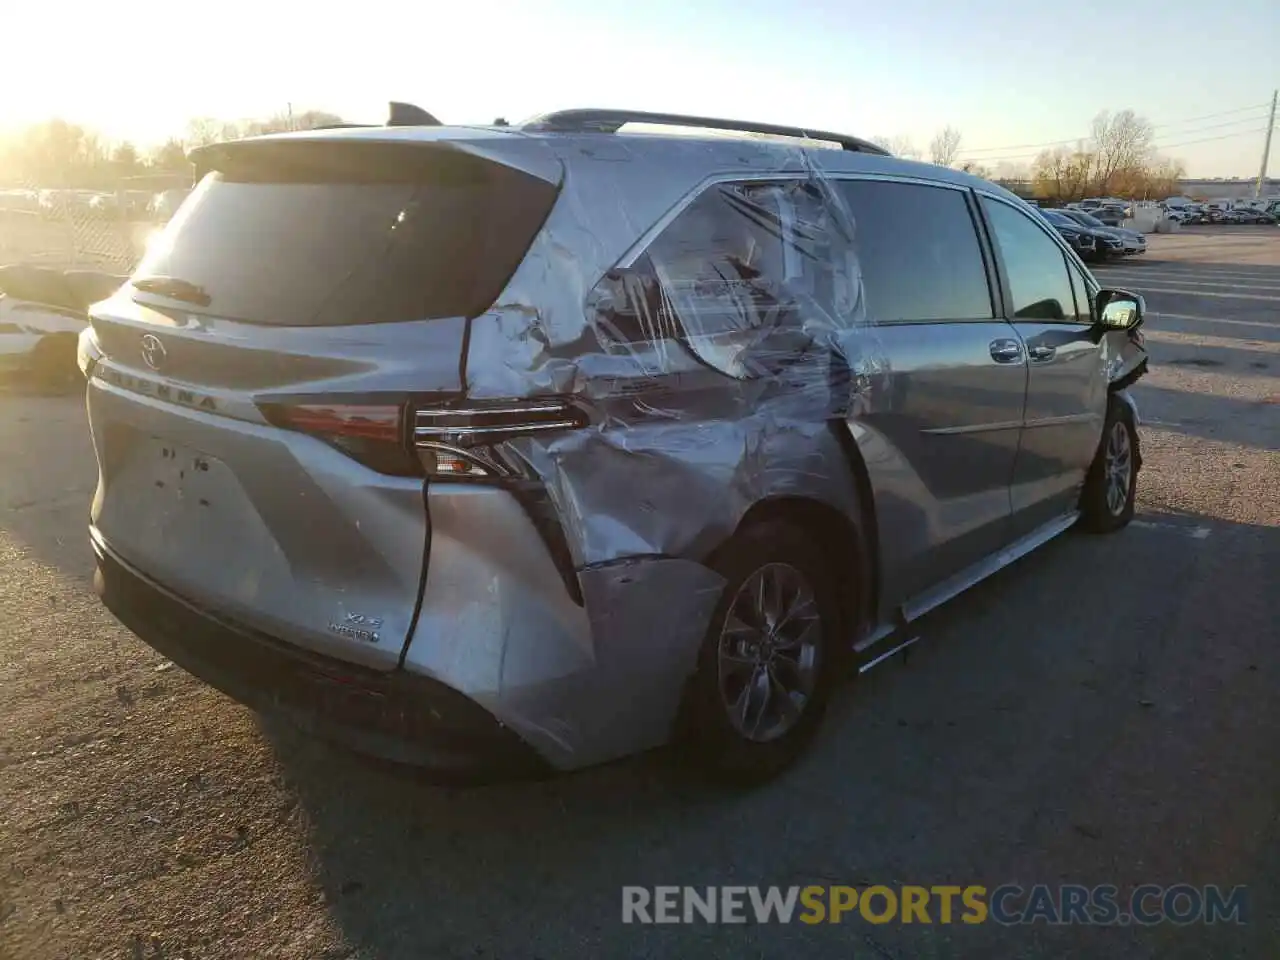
[1153,113,1272,137]
[1159,126,1272,150]
[961,125,1271,165]
[1151,101,1273,128]
[959,101,1271,156]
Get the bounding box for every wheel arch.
[709,466,880,652]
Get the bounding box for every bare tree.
[928,126,963,167]
[184,110,347,148]
[870,134,921,160]
[1032,145,1093,201]
[185,117,241,148]
[242,110,346,137]
[1088,110,1153,194]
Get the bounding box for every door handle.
[1028,344,1056,362]
[989,339,1023,363]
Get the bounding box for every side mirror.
[1096,289,1144,331]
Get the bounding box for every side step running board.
[858,635,921,674]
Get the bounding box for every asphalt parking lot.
[1,227,1277,959]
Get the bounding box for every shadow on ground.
[261,510,1280,959]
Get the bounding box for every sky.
[1,0,1277,178]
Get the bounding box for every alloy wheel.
[716,562,821,743]
[1105,421,1133,516]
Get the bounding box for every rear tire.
[1079,396,1139,534]
[29,334,79,392]
[678,521,843,784]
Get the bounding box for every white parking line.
[1117,287,1280,302]
[1131,519,1212,539]
[1101,275,1280,291]
[1096,269,1280,283]
[1151,312,1277,329]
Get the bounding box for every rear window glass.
[134,143,558,326]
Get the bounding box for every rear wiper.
[131,275,211,307]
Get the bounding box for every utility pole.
[287,102,295,132]
[1256,88,1277,199]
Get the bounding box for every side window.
[1067,264,1093,324]
[836,179,993,323]
[591,179,858,378]
[982,198,1078,322]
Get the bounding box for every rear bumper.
[92,530,551,781]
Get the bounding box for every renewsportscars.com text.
[621,884,1249,926]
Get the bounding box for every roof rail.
[521,108,889,155]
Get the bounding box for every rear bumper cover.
[91,530,551,780]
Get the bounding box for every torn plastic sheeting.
[472,556,727,769]
[465,138,887,403]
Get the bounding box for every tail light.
[412,400,586,447]
[260,402,417,476]
[413,399,587,479]
[259,397,586,479]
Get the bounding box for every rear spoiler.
[189,101,445,179]
[189,130,563,188]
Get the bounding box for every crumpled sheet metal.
[470,137,888,567]
[475,558,726,769]
[407,479,727,769]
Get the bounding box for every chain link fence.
[0,188,152,273]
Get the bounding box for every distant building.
[1177,177,1278,200]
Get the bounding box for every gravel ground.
[1,229,1278,959]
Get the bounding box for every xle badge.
[328,613,384,644]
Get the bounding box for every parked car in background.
[1226,207,1276,224]
[1040,208,1121,260]
[88,193,122,218]
[124,191,154,219]
[1078,197,1128,213]
[150,188,192,221]
[0,189,41,215]
[81,105,1150,783]
[38,189,100,220]
[1058,208,1147,255]
[0,265,125,385]
[1091,206,1128,227]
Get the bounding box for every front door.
[980,196,1108,537]
[836,178,1028,610]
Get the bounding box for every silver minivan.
[83,108,1149,782]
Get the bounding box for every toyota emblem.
[139,334,167,371]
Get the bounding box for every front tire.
[1079,396,1139,533]
[679,521,843,784]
